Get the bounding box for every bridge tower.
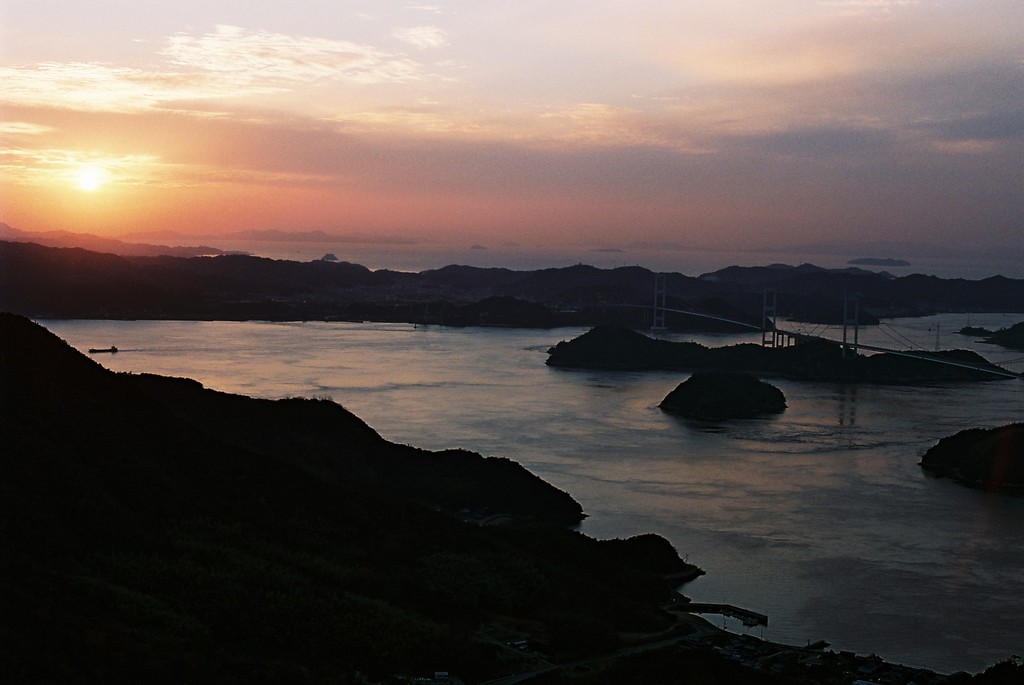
[761,289,778,347]
[842,295,859,357]
[652,273,667,332]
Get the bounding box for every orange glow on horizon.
[0,3,1020,257]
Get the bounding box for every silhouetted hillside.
[1,313,707,683]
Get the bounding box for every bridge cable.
[876,323,921,350]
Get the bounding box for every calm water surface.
[42,315,1024,674]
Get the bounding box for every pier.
[686,603,768,628]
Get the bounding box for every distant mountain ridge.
[0,223,225,258]
[2,238,1024,328]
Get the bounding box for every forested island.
[659,373,787,420]
[546,325,1015,383]
[920,424,1024,493]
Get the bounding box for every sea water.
[41,315,1024,674]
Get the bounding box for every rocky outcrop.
[920,424,1024,493]
[659,373,787,420]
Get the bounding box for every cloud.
[930,139,997,155]
[740,126,892,158]
[0,122,53,136]
[0,25,431,114]
[0,62,235,112]
[407,4,443,13]
[819,0,920,17]
[393,26,449,49]
[927,111,1024,143]
[163,25,424,84]
[0,146,161,187]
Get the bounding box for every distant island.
[848,257,911,267]
[957,320,1024,351]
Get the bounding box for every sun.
[76,164,108,192]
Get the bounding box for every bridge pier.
[775,330,797,347]
[842,295,859,357]
[651,273,667,332]
[762,289,778,347]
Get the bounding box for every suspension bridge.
[640,274,1024,380]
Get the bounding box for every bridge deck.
[638,305,1022,380]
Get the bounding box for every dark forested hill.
[546,325,1016,383]
[0,313,702,683]
[3,240,1023,328]
[920,423,1024,493]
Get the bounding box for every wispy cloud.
[406,4,443,14]
[0,25,431,114]
[536,103,711,153]
[0,147,161,187]
[163,25,425,84]
[820,0,919,16]
[930,139,997,155]
[0,62,234,112]
[0,122,53,136]
[393,26,449,50]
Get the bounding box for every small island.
[957,320,1024,351]
[920,423,1024,493]
[659,372,787,421]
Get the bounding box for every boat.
[88,346,118,354]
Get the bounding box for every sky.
[1,1,1022,262]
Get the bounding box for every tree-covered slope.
[0,313,698,683]
[920,423,1024,493]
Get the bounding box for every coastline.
[481,594,966,685]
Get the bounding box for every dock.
[686,603,768,628]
